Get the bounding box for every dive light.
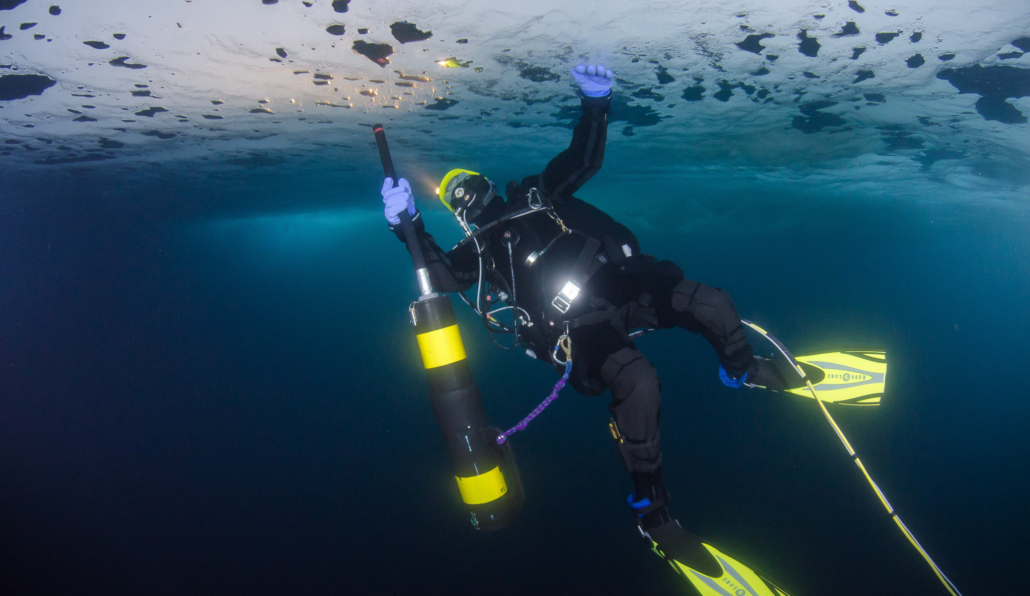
[373,124,524,531]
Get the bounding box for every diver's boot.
[628,469,674,530]
[744,355,793,392]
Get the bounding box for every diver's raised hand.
[572,63,614,97]
[382,177,416,226]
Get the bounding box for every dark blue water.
[2,168,1028,595]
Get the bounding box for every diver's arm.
[538,93,611,201]
[538,63,614,201]
[388,213,478,293]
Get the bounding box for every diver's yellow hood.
[438,168,481,211]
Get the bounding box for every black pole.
[373,124,427,276]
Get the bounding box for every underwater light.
[436,57,470,68]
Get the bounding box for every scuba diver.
[381,63,798,594]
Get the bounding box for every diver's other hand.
[382,177,416,226]
[572,63,614,97]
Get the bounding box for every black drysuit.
[392,92,755,490]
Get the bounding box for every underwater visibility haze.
[2,1,1029,595]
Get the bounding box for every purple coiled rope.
[496,359,572,445]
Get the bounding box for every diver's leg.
[601,346,673,529]
[619,258,753,378]
[667,277,753,379]
[626,260,789,389]
[666,278,797,389]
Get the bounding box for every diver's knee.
[601,348,660,403]
[671,281,741,335]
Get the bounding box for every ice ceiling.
[1,0,1029,192]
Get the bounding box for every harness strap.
[566,306,622,330]
[549,237,602,315]
[572,237,602,281]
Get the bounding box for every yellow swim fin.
[784,351,887,406]
[641,521,791,596]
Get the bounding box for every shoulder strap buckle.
[548,238,602,316]
[551,281,581,314]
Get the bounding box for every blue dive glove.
[381,177,416,226]
[719,365,748,389]
[571,63,613,97]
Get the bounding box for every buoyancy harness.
[452,184,640,363]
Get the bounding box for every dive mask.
[441,170,497,223]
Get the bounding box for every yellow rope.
[741,320,962,596]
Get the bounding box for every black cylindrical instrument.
[373,124,523,531]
